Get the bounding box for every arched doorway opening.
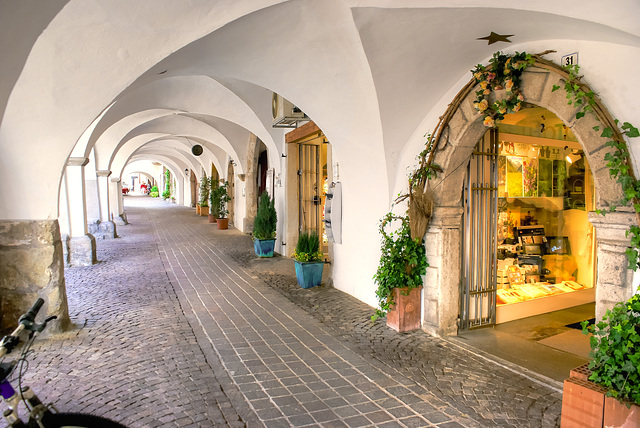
[460,106,596,331]
[421,62,635,379]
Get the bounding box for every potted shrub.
[215,181,231,230]
[208,178,218,223]
[372,212,428,332]
[253,192,277,257]
[292,231,324,288]
[198,176,210,217]
[561,289,640,426]
[149,185,159,198]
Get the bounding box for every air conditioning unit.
[272,93,306,128]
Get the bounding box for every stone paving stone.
[3,197,563,427]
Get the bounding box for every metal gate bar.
[298,143,320,234]
[460,129,499,330]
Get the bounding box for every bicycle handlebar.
[19,298,44,325]
[1,298,50,359]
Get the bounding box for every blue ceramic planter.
[294,260,324,289]
[254,239,276,258]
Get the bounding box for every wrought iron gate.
[460,129,499,330]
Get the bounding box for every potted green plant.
[198,175,210,217]
[253,192,277,257]
[208,178,219,223]
[292,231,324,288]
[149,185,159,198]
[372,212,428,332]
[560,290,640,426]
[215,181,231,230]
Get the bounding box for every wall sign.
[561,52,579,67]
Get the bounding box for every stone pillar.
[244,135,259,233]
[93,170,117,239]
[85,152,101,224]
[0,220,71,333]
[111,177,127,226]
[64,157,97,266]
[423,206,464,336]
[588,209,637,320]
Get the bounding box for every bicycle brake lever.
[35,316,58,333]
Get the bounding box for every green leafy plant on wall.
[552,63,640,269]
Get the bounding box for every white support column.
[95,170,117,239]
[85,151,101,224]
[111,176,126,226]
[64,157,96,266]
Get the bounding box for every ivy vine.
[553,64,640,269]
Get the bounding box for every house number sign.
[561,52,579,67]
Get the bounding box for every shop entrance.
[286,124,332,257]
[460,106,596,331]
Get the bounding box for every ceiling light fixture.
[185,137,203,156]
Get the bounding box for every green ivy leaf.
[601,127,614,138]
[622,122,640,138]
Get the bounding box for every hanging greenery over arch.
[401,49,640,267]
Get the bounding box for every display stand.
[496,286,594,324]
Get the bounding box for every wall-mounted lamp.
[281,154,287,158]
[184,168,189,176]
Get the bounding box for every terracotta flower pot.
[208,214,215,223]
[561,365,640,427]
[217,218,229,230]
[386,286,422,332]
[196,205,201,215]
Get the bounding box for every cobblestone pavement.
[5,196,563,427]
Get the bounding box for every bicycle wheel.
[42,412,128,428]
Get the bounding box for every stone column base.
[114,212,128,226]
[588,210,637,321]
[0,220,71,333]
[88,220,118,239]
[65,234,97,266]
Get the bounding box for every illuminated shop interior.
[495,107,595,323]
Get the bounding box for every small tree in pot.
[198,175,210,216]
[215,181,231,229]
[207,178,218,223]
[253,192,277,257]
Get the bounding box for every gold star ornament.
[477,32,514,45]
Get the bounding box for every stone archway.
[422,64,635,337]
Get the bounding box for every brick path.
[6,196,563,427]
